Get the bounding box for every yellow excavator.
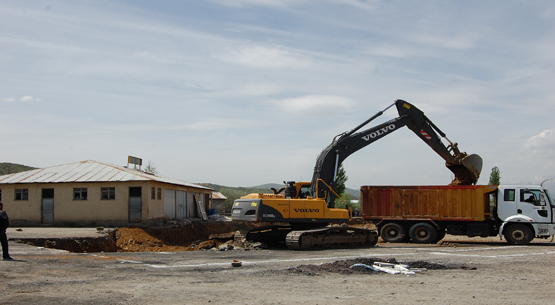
[232,99,483,249]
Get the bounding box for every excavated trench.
[15,220,259,253]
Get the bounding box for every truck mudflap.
[285,225,378,250]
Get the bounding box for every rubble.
[287,257,457,276]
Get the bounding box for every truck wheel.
[380,223,406,243]
[409,223,437,244]
[504,224,533,245]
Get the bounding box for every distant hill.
[249,183,360,199]
[0,162,37,175]
[197,183,275,211]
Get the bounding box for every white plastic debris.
[350,262,425,275]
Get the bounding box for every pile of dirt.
[116,220,259,252]
[287,257,457,276]
[116,227,189,252]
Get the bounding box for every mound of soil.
[116,220,258,252]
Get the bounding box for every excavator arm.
[310,99,483,206]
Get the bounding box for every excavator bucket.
[448,154,483,185]
[462,154,483,181]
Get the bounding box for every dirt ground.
[3,232,555,305]
[2,219,555,304]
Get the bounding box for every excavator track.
[234,225,291,245]
[285,226,378,250]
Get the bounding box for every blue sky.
[1,0,554,190]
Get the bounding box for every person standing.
[0,202,13,260]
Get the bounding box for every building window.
[101,187,115,200]
[151,187,155,199]
[15,189,29,201]
[0,189,2,201]
[74,188,88,200]
[157,187,161,200]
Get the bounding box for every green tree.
[488,166,501,185]
[335,164,348,196]
[334,164,349,206]
[144,161,158,175]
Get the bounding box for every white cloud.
[525,129,555,152]
[330,0,378,11]
[213,45,312,69]
[211,0,378,10]
[20,96,42,102]
[3,96,42,103]
[275,95,356,115]
[209,0,298,8]
[362,45,414,59]
[410,33,477,50]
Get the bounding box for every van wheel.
[504,224,533,245]
[380,223,406,243]
[409,223,437,244]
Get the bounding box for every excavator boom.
[311,99,482,206]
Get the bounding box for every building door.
[176,190,187,219]
[129,187,142,223]
[41,188,54,224]
[204,193,210,211]
[164,189,176,219]
[186,192,195,218]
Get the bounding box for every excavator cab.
[284,181,312,199]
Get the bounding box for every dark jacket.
[0,210,9,230]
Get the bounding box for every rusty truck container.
[361,185,497,222]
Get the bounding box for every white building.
[0,160,213,226]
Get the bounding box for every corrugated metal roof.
[212,191,227,199]
[0,160,212,190]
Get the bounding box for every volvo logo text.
[362,124,396,141]
[294,209,320,213]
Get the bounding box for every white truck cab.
[496,185,555,244]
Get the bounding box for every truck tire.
[409,222,437,244]
[380,223,406,243]
[504,224,533,245]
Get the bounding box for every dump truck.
[361,184,555,244]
